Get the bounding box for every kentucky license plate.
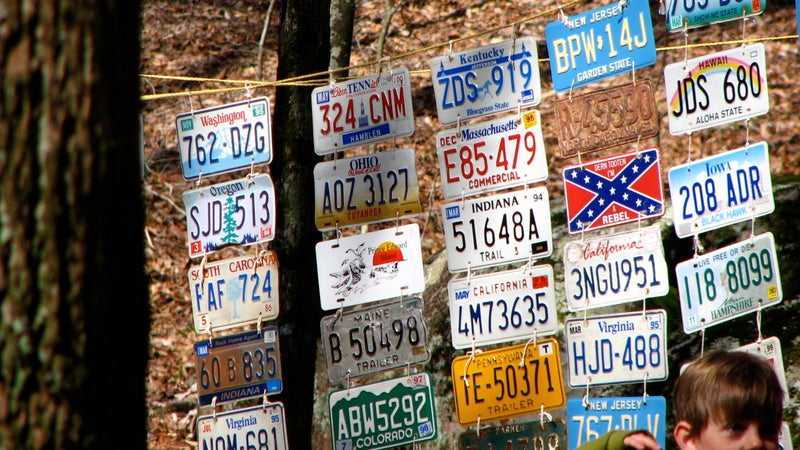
[666,0,766,32]
[567,396,666,450]
[197,403,288,450]
[175,97,272,180]
[458,419,565,450]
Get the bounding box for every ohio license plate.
[563,225,669,311]
[458,419,565,450]
[451,338,566,425]
[442,187,552,273]
[175,97,272,180]
[312,68,414,154]
[565,310,668,387]
[194,327,282,406]
[736,336,788,398]
[545,0,657,92]
[429,37,542,125]
[676,232,782,333]
[567,396,666,450]
[320,297,430,383]
[183,174,276,258]
[668,141,773,238]
[665,44,768,135]
[197,402,288,450]
[448,266,558,350]
[666,0,766,32]
[329,372,437,450]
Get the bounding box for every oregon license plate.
[183,174,276,258]
[451,338,566,425]
[666,0,766,32]
[567,396,666,450]
[197,403,288,450]
[668,141,774,238]
[429,37,542,125]
[736,336,788,397]
[665,44,768,135]
[676,232,782,333]
[458,419,565,450]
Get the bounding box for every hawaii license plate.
[429,37,542,125]
[666,0,766,32]
[458,419,565,450]
[676,232,782,333]
[567,396,666,450]
[197,403,288,450]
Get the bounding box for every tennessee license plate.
[545,0,657,92]
[666,0,766,32]
[175,97,272,180]
[183,174,276,258]
[676,232,782,333]
[312,68,414,154]
[430,37,542,125]
[197,403,288,450]
[458,419,565,450]
[669,141,774,238]
[736,336,788,397]
[567,396,666,450]
[665,44,768,135]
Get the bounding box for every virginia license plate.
[197,403,288,450]
[175,97,272,180]
[430,37,542,125]
[458,419,565,450]
[666,0,766,32]
[736,336,788,398]
[676,232,782,333]
[567,396,666,450]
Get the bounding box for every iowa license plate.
[666,0,766,32]
[567,396,666,450]
[458,419,565,450]
[197,403,288,450]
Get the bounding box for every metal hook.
[700,319,706,356]
[539,403,553,426]
[582,376,592,408]
[631,59,636,86]
[741,6,748,46]
[568,78,575,101]
[476,416,481,439]
[756,300,763,343]
[643,371,649,405]
[519,329,538,368]
[447,40,454,62]
[211,396,218,420]
[262,390,270,412]
[257,312,263,336]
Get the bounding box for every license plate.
[197,402,288,450]
[311,68,414,154]
[188,252,279,334]
[183,174,276,258]
[565,310,668,387]
[436,111,548,200]
[448,266,558,349]
[554,80,658,158]
[442,187,552,273]
[563,148,664,234]
[676,232,782,333]
[563,225,669,311]
[665,44,769,135]
[175,97,272,180]
[320,297,430,383]
[429,37,542,125]
[545,0,657,92]
[566,396,666,450]
[329,372,437,450]
[451,338,566,425]
[668,141,774,238]
[736,336,788,398]
[313,148,421,231]
[458,419,565,450]
[315,223,424,310]
[666,0,766,32]
[194,328,282,406]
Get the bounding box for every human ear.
[674,420,697,450]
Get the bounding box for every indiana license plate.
[567,396,666,450]
[197,403,288,450]
[666,0,766,32]
[736,336,788,398]
[458,419,565,450]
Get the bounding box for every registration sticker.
[666,0,766,32]
[459,419,565,450]
[197,402,288,450]
[567,396,666,450]
[736,336,788,400]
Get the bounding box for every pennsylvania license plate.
[545,0,657,92]
[430,37,542,125]
[736,336,788,398]
[197,403,288,450]
[567,396,666,450]
[668,141,773,238]
[175,97,272,180]
[665,44,769,135]
[676,232,782,333]
[666,0,766,32]
[458,419,565,450]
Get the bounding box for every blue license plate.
[567,396,666,450]
[666,0,765,32]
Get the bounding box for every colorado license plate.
[666,0,766,32]
[567,396,666,450]
[458,419,565,450]
[197,403,288,450]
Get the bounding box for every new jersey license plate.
[666,0,766,32]
[567,396,666,450]
[458,419,565,450]
[197,403,288,450]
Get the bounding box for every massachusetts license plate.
[676,232,782,333]
[197,403,288,450]
[545,0,657,92]
[183,174,276,258]
[329,372,437,450]
[194,328,282,406]
[668,141,773,238]
[312,68,414,154]
[563,148,664,234]
[737,336,788,398]
[448,266,558,349]
[175,97,272,180]
[458,419,565,450]
[313,148,421,231]
[451,338,566,425]
[442,187,552,273]
[567,396,666,450]
[666,0,766,32]
[430,37,542,125]
[563,225,669,311]
[665,44,768,135]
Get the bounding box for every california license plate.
[567,396,666,450]
[458,419,565,450]
[197,402,288,450]
[666,0,766,32]
[736,336,788,397]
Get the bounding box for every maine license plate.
[448,266,558,350]
[665,44,768,135]
[563,225,669,311]
[188,252,279,334]
[329,372,437,450]
[183,174,276,258]
[442,187,552,273]
[666,0,766,32]
[194,327,282,406]
[321,297,430,383]
[737,336,788,397]
[316,223,424,310]
[668,141,773,238]
[430,37,542,125]
[436,111,548,200]
[458,419,565,450]
[176,97,272,180]
[312,68,414,154]
[567,396,666,450]
[451,338,566,425]
[563,148,664,234]
[676,232,782,333]
[545,0,657,92]
[197,403,288,450]
[313,148,421,231]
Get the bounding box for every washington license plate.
[666,0,766,32]
[567,396,666,450]
[458,419,565,450]
[197,403,288,450]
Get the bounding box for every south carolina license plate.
[666,0,766,32]
[197,403,288,450]
[567,396,666,450]
[458,419,565,450]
